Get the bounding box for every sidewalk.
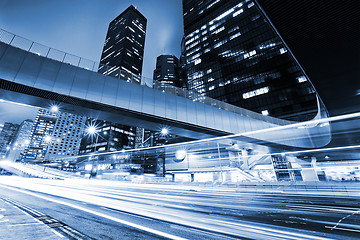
[0,198,64,240]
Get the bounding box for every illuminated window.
[280,48,287,54]
[214,39,227,48]
[233,9,243,17]
[216,9,234,21]
[261,110,269,116]
[248,2,254,8]
[209,86,215,90]
[229,26,239,33]
[194,58,202,65]
[207,0,220,9]
[297,76,307,83]
[230,32,241,40]
[213,26,225,34]
[243,87,269,99]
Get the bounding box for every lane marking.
[1,184,188,240]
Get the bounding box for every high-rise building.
[79,119,136,154]
[98,5,147,84]
[0,122,19,159]
[22,109,86,163]
[98,5,147,148]
[153,55,181,88]
[8,119,33,161]
[22,109,57,162]
[179,36,188,89]
[46,112,86,161]
[182,0,319,121]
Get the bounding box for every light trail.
[0,184,188,240]
[1,177,357,239]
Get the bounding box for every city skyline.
[0,1,359,239]
[0,0,359,117]
[0,0,183,79]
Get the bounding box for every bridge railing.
[0,28,295,125]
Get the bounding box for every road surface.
[0,176,359,239]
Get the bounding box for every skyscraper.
[99,5,147,84]
[153,55,181,88]
[79,119,135,154]
[8,119,33,161]
[0,122,19,159]
[22,109,57,162]
[182,0,319,121]
[46,111,86,161]
[22,109,86,163]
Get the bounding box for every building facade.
[182,0,319,121]
[22,109,86,163]
[98,5,147,84]
[46,112,86,161]
[79,119,136,154]
[22,109,57,162]
[153,55,181,88]
[0,122,19,159]
[8,119,33,161]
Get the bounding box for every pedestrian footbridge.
[0,29,331,149]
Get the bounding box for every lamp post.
[50,105,59,112]
[85,125,99,178]
[161,128,168,135]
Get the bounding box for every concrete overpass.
[0,31,331,149]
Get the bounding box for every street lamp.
[50,105,59,112]
[86,126,97,135]
[44,135,52,142]
[161,128,168,135]
[85,124,99,154]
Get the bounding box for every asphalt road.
[0,176,359,240]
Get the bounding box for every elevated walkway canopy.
[0,29,331,149]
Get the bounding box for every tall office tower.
[99,5,147,84]
[22,109,86,163]
[46,112,86,161]
[153,55,181,88]
[79,119,135,154]
[8,119,33,161]
[22,109,57,162]
[182,0,319,121]
[179,37,188,89]
[0,122,19,159]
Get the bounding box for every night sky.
[0,0,183,79]
[258,0,360,116]
[0,0,359,125]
